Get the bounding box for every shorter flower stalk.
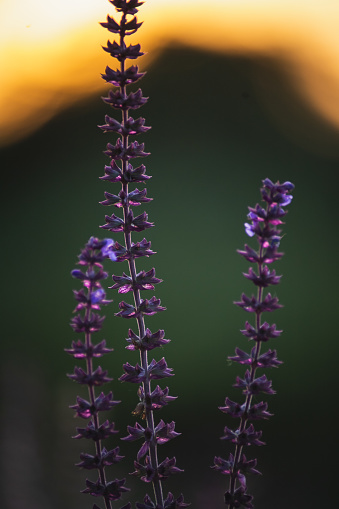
[213,179,294,508]
[67,237,131,509]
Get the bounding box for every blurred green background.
[1,45,338,508]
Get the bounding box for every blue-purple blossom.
[244,222,256,237]
[101,237,119,261]
[91,287,107,304]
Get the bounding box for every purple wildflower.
[98,1,183,507]
[212,179,294,508]
[67,237,129,508]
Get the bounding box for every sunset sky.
[1,0,339,145]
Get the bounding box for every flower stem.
[85,262,113,509]
[228,245,264,508]
[122,177,164,508]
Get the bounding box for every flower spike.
[67,238,129,508]
[213,179,294,507]
[99,1,183,507]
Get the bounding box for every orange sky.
[1,0,339,146]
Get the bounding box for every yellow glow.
[1,0,339,145]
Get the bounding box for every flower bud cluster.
[67,237,131,509]
[98,1,185,508]
[213,179,294,508]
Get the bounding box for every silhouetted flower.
[67,237,128,508]
[98,1,182,507]
[213,179,294,508]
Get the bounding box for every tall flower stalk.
[98,1,186,508]
[67,237,130,509]
[213,178,294,508]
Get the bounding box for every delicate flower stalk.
[67,237,131,509]
[213,178,295,508]
[98,1,186,507]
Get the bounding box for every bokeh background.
[1,0,339,508]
